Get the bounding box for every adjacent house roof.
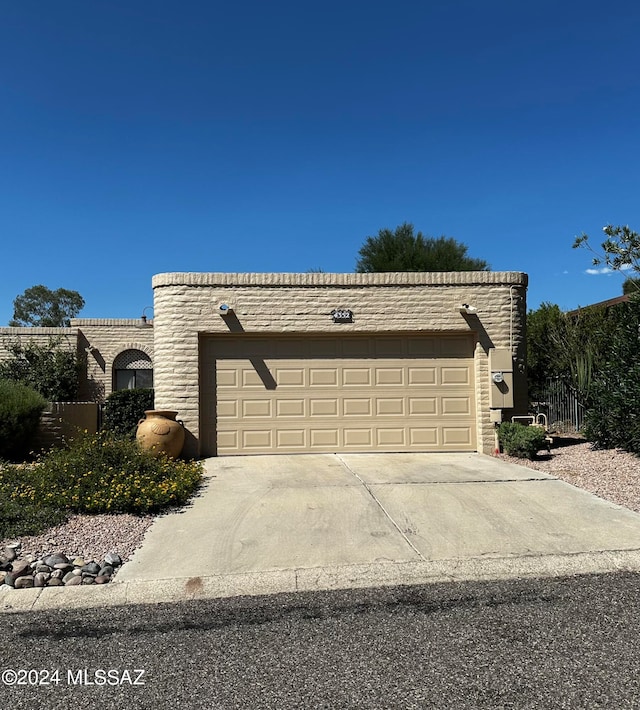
[566,294,630,318]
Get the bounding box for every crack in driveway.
[335,454,427,562]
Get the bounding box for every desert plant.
[526,301,619,407]
[0,379,48,461]
[498,422,547,460]
[102,388,154,438]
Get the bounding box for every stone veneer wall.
[0,328,77,360]
[70,319,154,401]
[152,271,528,458]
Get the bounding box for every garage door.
[200,334,476,455]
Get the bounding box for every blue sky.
[2,0,639,325]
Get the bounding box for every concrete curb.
[3,548,640,613]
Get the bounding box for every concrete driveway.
[112,452,640,602]
[7,453,640,612]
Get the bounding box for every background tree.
[526,301,618,407]
[355,222,489,273]
[526,303,567,402]
[10,285,85,327]
[622,277,640,295]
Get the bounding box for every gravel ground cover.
[499,438,640,514]
[0,513,154,569]
[2,440,639,570]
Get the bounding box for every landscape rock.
[104,552,122,567]
[11,561,32,578]
[2,547,17,563]
[81,562,101,575]
[53,563,74,573]
[44,553,69,567]
[0,550,125,591]
[34,572,49,587]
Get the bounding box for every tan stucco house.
[1,270,528,458]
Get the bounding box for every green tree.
[10,285,85,327]
[526,302,567,401]
[355,223,489,273]
[622,277,640,295]
[0,337,83,401]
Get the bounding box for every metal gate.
[535,379,585,433]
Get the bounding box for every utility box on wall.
[489,348,514,409]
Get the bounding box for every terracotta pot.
[136,410,185,459]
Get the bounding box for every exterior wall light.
[459,304,477,314]
[138,306,154,327]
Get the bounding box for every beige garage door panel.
[201,335,476,455]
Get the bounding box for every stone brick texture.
[152,272,528,457]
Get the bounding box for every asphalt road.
[1,572,640,709]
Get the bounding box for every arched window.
[113,349,153,391]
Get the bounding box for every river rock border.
[0,544,122,589]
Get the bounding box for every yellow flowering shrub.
[1,431,204,526]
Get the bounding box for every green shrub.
[0,379,48,461]
[581,299,640,455]
[0,336,83,401]
[8,431,203,515]
[0,493,68,539]
[498,422,547,460]
[102,388,154,438]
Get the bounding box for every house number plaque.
[331,309,353,323]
